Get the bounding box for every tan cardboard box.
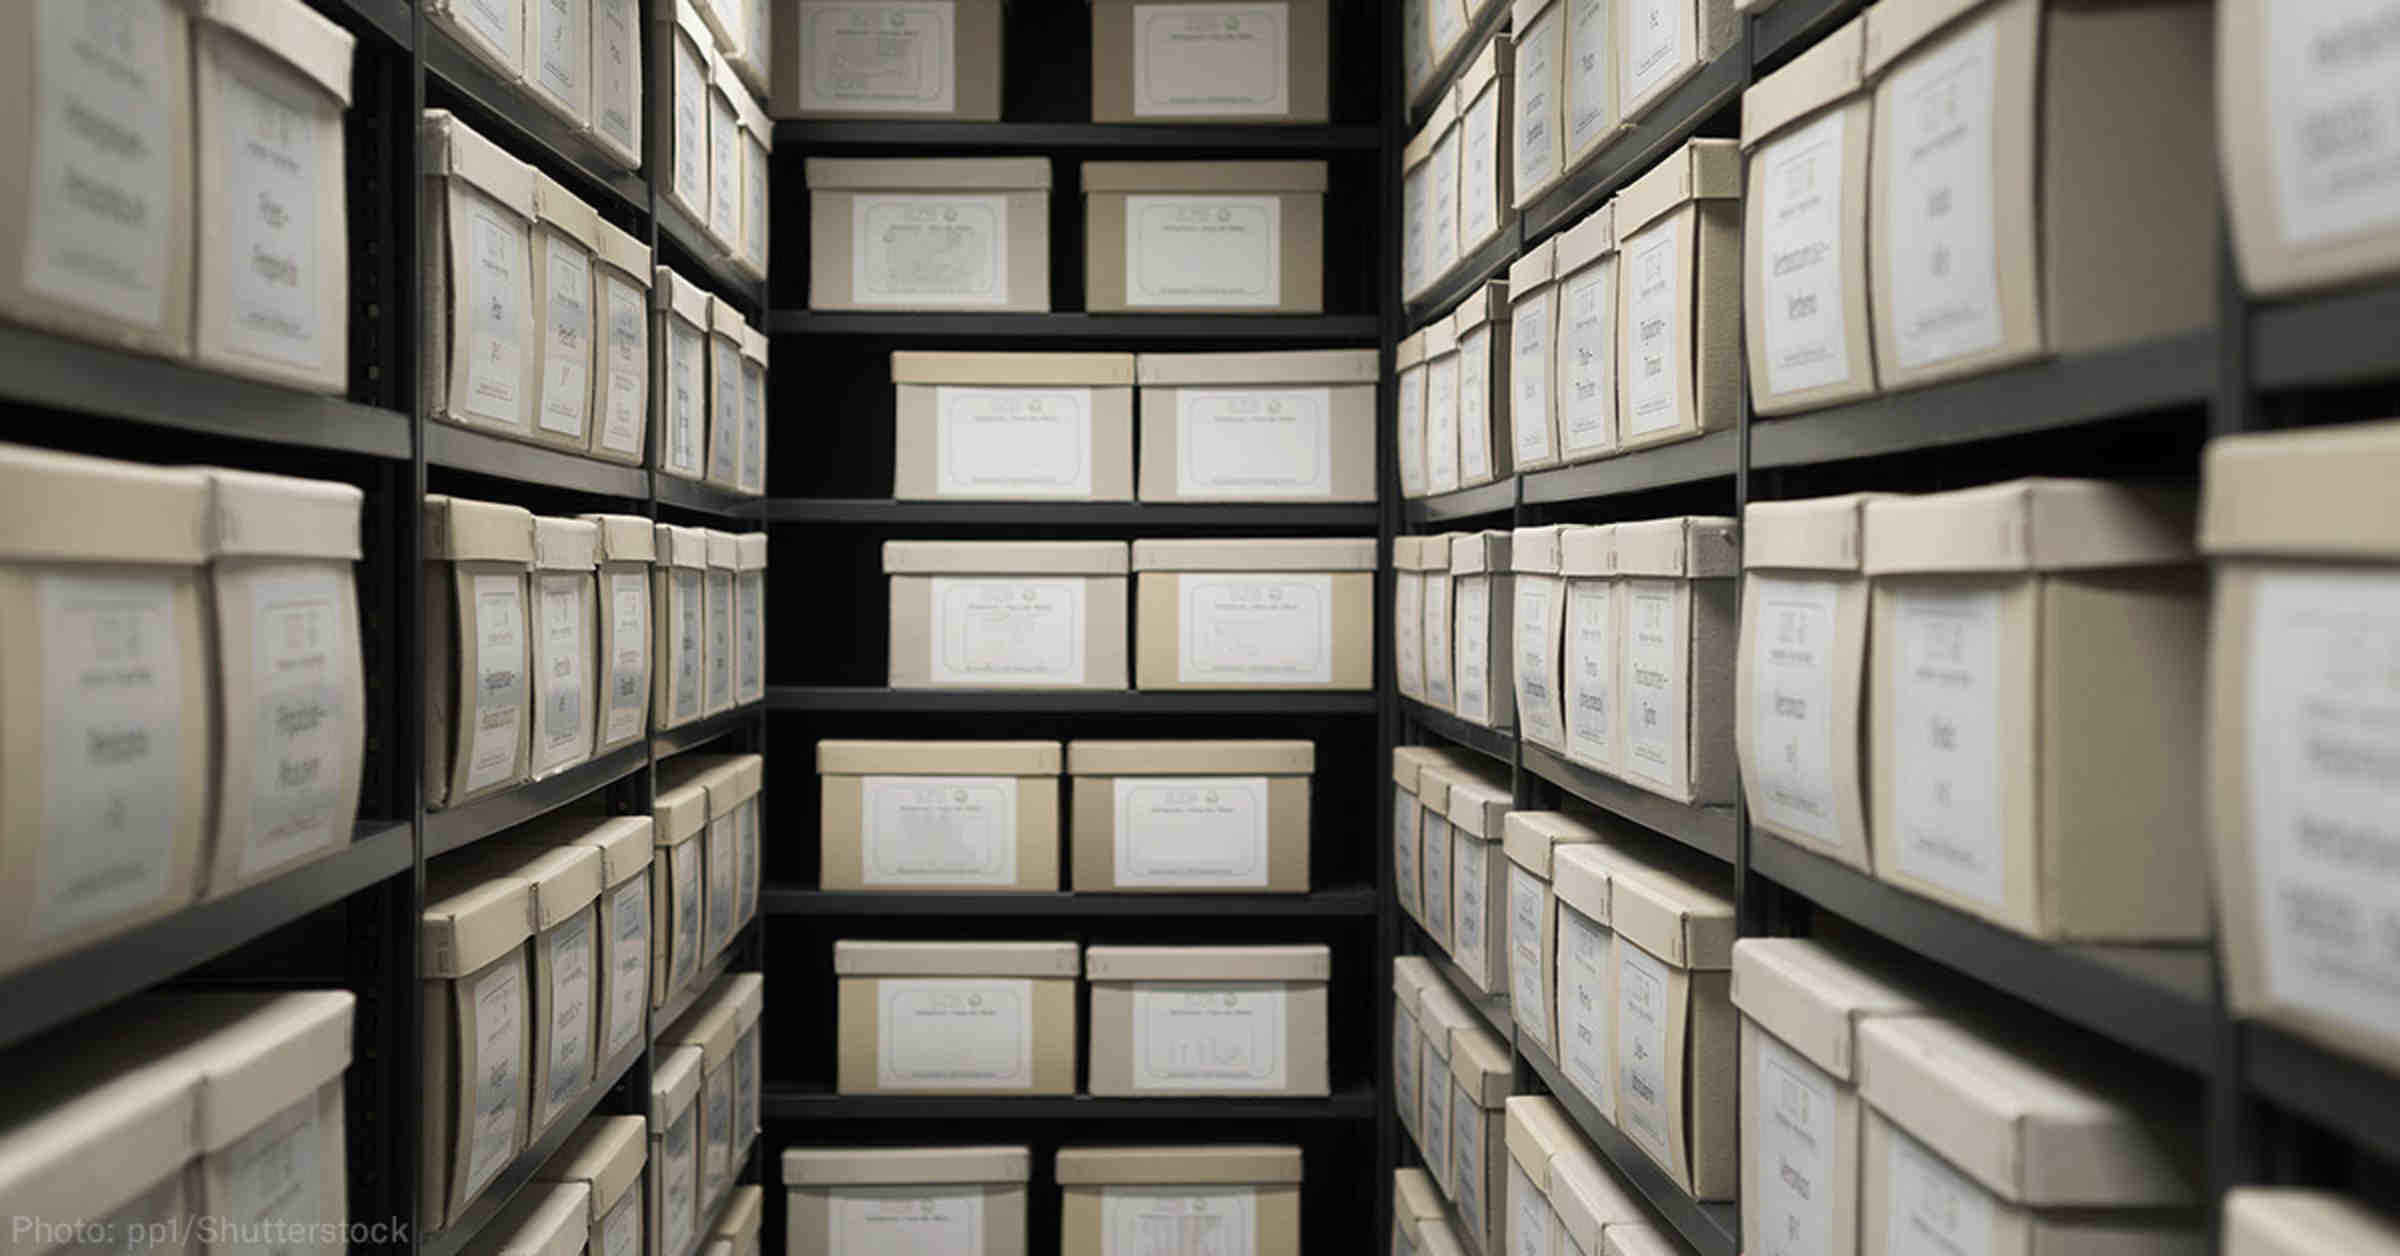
[652,523,709,728]
[1394,745,1466,927]
[1614,140,1741,451]
[835,940,1080,1094]
[1552,1137,1651,1256]
[1608,850,1737,1199]
[1396,537,1432,702]
[885,540,1132,689]
[1058,1146,1302,1256]
[1453,281,1513,490]
[423,112,540,442]
[1513,525,1570,752]
[656,978,743,1206]
[705,52,744,253]
[806,157,1052,311]
[591,0,643,167]
[648,1046,703,1256]
[1605,1224,1683,1256]
[1416,977,1476,1196]
[526,0,589,127]
[1559,523,1618,774]
[1553,205,1620,465]
[1742,16,1876,415]
[1508,242,1563,472]
[1423,318,1463,495]
[729,756,767,934]
[1446,775,1515,994]
[652,777,709,1003]
[1503,1096,1576,1254]
[428,0,525,81]
[1620,0,1738,120]
[1393,957,1438,1144]
[1395,1168,1445,1255]
[2225,1191,2400,1256]
[1422,529,1460,711]
[1090,0,1329,123]
[421,872,533,1228]
[447,843,606,1141]
[1451,529,1516,730]
[501,814,656,1064]
[654,0,715,228]
[1864,0,2214,391]
[653,268,711,482]
[706,301,750,492]
[1864,479,2205,940]
[1502,810,1609,1059]
[1564,0,1624,172]
[733,86,773,284]
[702,529,738,715]
[535,1114,647,1256]
[1137,350,1376,502]
[1455,36,1517,260]
[1404,96,1462,299]
[425,496,534,809]
[1514,0,1569,206]
[782,1146,1030,1256]
[816,740,1063,892]
[1086,945,1331,1097]
[738,325,769,495]
[526,177,602,451]
[1069,740,1312,893]
[1738,494,1881,874]
[734,533,767,704]
[659,753,751,955]
[712,1185,763,1256]
[773,0,1006,120]
[891,352,1137,502]
[1615,515,1738,805]
[0,1006,204,1251]
[1132,538,1376,691]
[1414,761,1473,952]
[1550,841,1620,1117]
[586,221,653,464]
[190,0,353,394]
[529,518,601,779]
[1398,332,1431,499]
[1449,1026,1516,1254]
[578,514,654,753]
[726,972,764,1161]
[1085,163,1326,313]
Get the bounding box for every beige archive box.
[1552,204,1621,465]
[1562,0,1624,172]
[500,813,657,1065]
[806,157,1052,311]
[1550,841,1623,1116]
[525,0,590,127]
[653,268,711,482]
[529,517,602,779]
[2225,1190,2400,1256]
[1614,139,1741,451]
[420,873,533,1229]
[706,52,744,254]
[1502,1096,1576,1254]
[1615,515,1737,805]
[424,495,534,810]
[527,176,604,452]
[1393,957,1437,1144]
[1508,242,1564,472]
[1423,319,1463,495]
[1415,975,1476,1194]
[1857,1015,2205,1256]
[657,978,744,1207]
[0,1009,205,1256]
[591,0,643,168]
[0,0,192,361]
[705,300,749,492]
[485,1185,589,1256]
[1403,94,1463,300]
[1559,523,1618,774]
[1552,1137,1653,1256]
[1619,0,1738,120]
[649,1046,703,1256]
[1414,759,1488,952]
[422,111,541,441]
[1392,745,1464,928]
[1058,1146,1303,1256]
[1084,163,1327,313]
[1502,810,1608,1060]
[2200,421,2400,1074]
[1455,35,1516,261]
[1742,16,1876,415]
[1448,1026,1516,1255]
[726,972,766,1163]
[816,740,1063,892]
[734,532,767,704]
[652,523,709,728]
[1086,944,1331,1097]
[1451,529,1516,730]
[1738,494,1880,874]
[1515,0,1571,208]
[656,754,748,957]
[1422,529,1459,711]
[1610,849,1737,1198]
[773,0,1006,120]
[1396,333,1430,503]
[702,529,739,714]
[1863,0,2214,392]
[1445,771,1514,995]
[1069,740,1314,893]
[834,940,1081,1094]
[1396,1166,1444,1254]
[1452,281,1512,489]
[885,540,1132,689]
[1732,938,1929,1256]
[1136,350,1378,502]
[1395,536,1432,702]
[580,514,655,754]
[191,0,355,394]
[1512,525,1569,752]
[587,220,654,464]
[733,84,773,283]
[1864,479,2205,941]
[654,0,715,230]
[712,1186,763,1256]
[1132,538,1376,691]
[446,842,607,1142]
[1090,0,1329,123]
[738,324,769,495]
[653,776,710,1003]
[782,1146,1031,1256]
[427,0,523,80]
[891,351,1137,502]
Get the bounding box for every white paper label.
[1509,865,1553,1050]
[706,569,734,709]
[605,573,647,745]
[213,40,326,371]
[1133,983,1288,1090]
[1459,328,1494,482]
[828,1188,981,1256]
[1421,813,1453,942]
[218,1093,321,1248]
[854,194,1009,306]
[1424,572,1455,709]
[1507,1158,1553,1256]
[1431,126,1462,275]
[800,2,957,113]
[672,837,701,985]
[1560,259,1619,456]
[1756,1033,1838,1256]
[1426,353,1462,493]
[1621,217,1683,438]
[599,274,647,455]
[537,0,586,110]
[1888,586,2006,909]
[1558,906,1613,1112]
[1886,1129,1994,1256]
[1397,571,1426,698]
[1404,0,1431,93]
[2266,4,2400,247]
[1178,573,1336,685]
[544,911,596,1122]
[536,574,590,771]
[735,1022,760,1151]
[878,978,1035,1088]
[1758,112,1853,397]
[540,245,593,437]
[1461,89,1501,247]
[1517,577,1564,747]
[1454,833,1491,981]
[934,386,1095,497]
[26,0,177,329]
[464,960,525,1202]
[605,878,649,1060]
[710,91,741,244]
[1623,580,1684,790]
[711,336,744,484]
[1126,195,1283,307]
[1750,575,1844,847]
[1132,3,1290,116]
[702,1072,731,1194]
[1404,163,1432,297]
[746,136,771,271]
[741,358,767,493]
[928,577,1088,685]
[862,775,1020,885]
[594,0,637,149]
[707,814,735,951]
[1516,5,1564,195]
[1431,0,1465,51]
[462,199,530,426]
[738,569,764,701]
[661,1107,695,1256]
[1455,574,1492,723]
[1513,290,1556,463]
[466,574,527,793]
[1616,941,1675,1168]
[1624,0,1683,107]
[1454,1081,1488,1239]
[1114,776,1270,887]
[667,318,704,474]
[1176,388,1332,497]
[599,1184,640,1256]
[1882,16,2004,370]
[1420,1035,1451,1190]
[1567,0,1614,156]
[1565,580,1615,768]
[672,38,705,205]
[1395,785,1423,917]
[1101,1186,1257,1256]
[239,568,347,878]
[738,797,761,923]
[1394,1000,1421,1124]
[1399,365,1428,496]
[458,0,521,60]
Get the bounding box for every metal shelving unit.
[425,423,653,498]
[769,685,1380,715]
[1517,53,1748,244]
[1400,699,1517,766]
[1521,746,1741,865]
[765,498,1379,527]
[767,310,1385,340]
[1521,430,1741,504]
[1406,221,1524,325]
[421,21,648,214]
[1519,1043,1742,1256]
[2250,279,2400,391]
[421,743,650,860]
[418,1038,649,1256]
[763,1089,1380,1122]
[775,120,1380,151]
[764,886,1378,918]
[1405,477,1520,524]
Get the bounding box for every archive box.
[884,540,1132,689]
[734,532,766,705]
[1621,0,1739,121]
[654,0,714,231]
[1090,0,1330,123]
[1446,771,1516,995]
[1394,745,1463,927]
[1068,740,1314,893]
[427,0,523,80]
[424,495,533,809]
[706,53,742,253]
[1449,1026,1516,1255]
[1083,162,1328,314]
[581,513,654,753]
[1398,331,1431,499]
[504,814,655,1065]
[1564,0,1622,171]
[1450,529,1516,730]
[525,176,602,452]
[2224,1191,2400,1256]
[1514,0,1568,206]
[592,0,642,167]
[0,1005,205,1253]
[733,85,772,283]
[587,221,652,465]
[1617,515,1738,805]
[1131,538,1376,691]
[702,529,737,715]
[1503,810,1608,1060]
[1508,240,1563,472]
[1413,761,1469,952]
[1452,281,1512,491]
[712,1186,762,1256]
[1551,841,1623,1117]
[891,352,1137,502]
[727,972,764,1162]
[1423,317,1463,495]
[663,754,750,956]
[1560,523,1619,775]
[1455,36,1515,261]
[705,301,748,493]
[1397,1169,1445,1256]
[782,1147,1030,1256]
[1057,1146,1303,1256]
[1394,957,1438,1143]
[1552,1136,1652,1255]
[423,112,539,442]
[529,517,601,779]
[1423,529,1458,711]
[524,0,586,126]
[421,872,532,1228]
[1403,95,1463,299]
[738,324,768,495]
[1397,536,1434,702]
[1513,524,1570,752]
[1085,944,1331,1098]
[655,980,742,1205]
[1552,204,1620,464]
[1416,978,1477,1196]
[457,843,605,1142]
[1136,350,1378,502]
[652,267,711,483]
[805,157,1052,311]
[652,523,708,729]
[536,1115,646,1256]
[1614,139,1742,451]
[816,740,1063,893]
[652,775,709,1003]
[772,0,1006,120]
[834,941,1080,1094]
[649,1046,702,1256]
[1611,846,1738,1198]
[1503,1096,1578,1255]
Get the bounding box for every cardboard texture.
[1614,139,1743,452]
[1619,0,1739,121]
[1609,851,1738,1199]
[448,842,605,1142]
[1614,516,1738,806]
[1068,740,1313,893]
[536,1113,647,1240]
[1451,530,1517,731]
[1084,162,1328,313]
[1451,281,1514,490]
[773,0,1005,120]
[1086,945,1331,1097]
[884,540,1132,690]
[422,111,542,442]
[1090,0,1329,123]
[1135,350,1377,502]
[1552,203,1621,465]
[1858,1108,2206,1256]
[423,495,535,810]
[2224,1190,2400,1256]
[816,739,1066,893]
[1131,539,1376,692]
[805,157,1052,311]
[891,352,1137,502]
[1502,1095,1576,1253]
[781,1147,1031,1256]
[1454,35,1517,261]
[0,1026,202,1251]
[1738,494,1878,873]
[1057,1146,1302,1256]
[1501,810,1610,1057]
[483,1184,588,1256]
[1552,1139,1651,1256]
[421,873,534,1228]
[834,941,1080,1095]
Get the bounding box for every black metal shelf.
[425,423,653,498]
[762,1087,1378,1122]
[1409,922,1513,1040]
[420,1037,647,1256]
[765,498,1381,527]
[1750,834,2216,1071]
[1520,52,1748,243]
[2251,280,2400,392]
[654,199,767,315]
[1520,430,1741,505]
[423,742,649,860]
[653,942,746,1043]
[2244,1024,2400,1169]
[422,22,649,217]
[769,686,1380,715]
[1752,0,1868,69]
[1406,219,1523,326]
[768,311,1383,341]
[764,885,1377,918]
[1407,0,1516,127]
[1402,699,1517,766]
[655,475,761,519]
[1405,478,1519,524]
[317,0,413,49]
[774,121,1381,151]
[653,703,765,760]
[1521,745,1738,864]
[1518,1042,1741,1256]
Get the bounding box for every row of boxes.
[815,739,1316,893]
[655,0,775,279]
[512,1109,762,1256]
[831,941,1331,1098]
[889,350,1378,504]
[781,1145,1304,1256]
[881,538,1374,692]
[1389,748,1514,993]
[803,158,1330,314]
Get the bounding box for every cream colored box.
[537,1116,645,1256]
[424,496,534,810]
[527,176,603,452]
[1086,945,1331,1097]
[428,0,525,81]
[2225,1191,2400,1256]
[527,0,590,127]
[0,0,193,360]
[806,157,1052,311]
[705,52,744,254]
[501,813,656,1065]
[1513,0,1568,206]
[1413,760,1476,952]
[653,267,710,481]
[652,523,709,728]
[1552,1137,1652,1256]
[1615,515,1737,805]
[733,84,773,284]
[1393,745,1463,928]
[885,540,1132,689]
[1502,810,1608,1060]
[1864,0,2214,391]
[738,324,769,495]
[1865,479,2205,940]
[1451,529,1516,730]
[1563,0,1623,173]
[656,978,742,1206]
[1445,773,1514,993]
[891,352,1136,502]
[1069,740,1312,893]
[591,0,643,168]
[782,1147,1030,1256]
[1416,975,1476,1196]
[1560,523,1618,775]
[191,0,354,394]
[734,533,766,704]
[1452,281,1511,490]
[579,514,654,752]
[1738,494,1879,874]
[1398,331,1431,499]
[1090,0,1329,123]
[726,755,766,931]
[1422,529,1459,711]
[1614,139,1741,451]
[1132,538,1375,691]
[1393,957,1437,1144]
[1551,841,1620,1119]
[1552,204,1620,465]
[528,518,601,779]
[816,740,1063,892]
[587,220,652,464]
[726,972,764,1160]
[1448,1026,1515,1255]
[447,842,606,1141]
[1502,1096,1575,1255]
[420,873,533,1228]
[1395,536,1431,703]
[652,777,709,1003]
[1396,1168,1446,1256]
[1610,850,1736,1199]
[0,1004,202,1254]
[1618,0,1737,120]
[702,528,739,715]
[1136,350,1376,502]
[422,111,540,441]
[1058,1146,1302,1256]
[658,754,751,956]
[1508,241,1563,472]
[1084,163,1327,314]
[1512,525,1569,752]
[773,0,1006,120]
[1455,36,1516,261]
[835,940,1081,1094]
[648,1045,703,1256]
[655,0,715,230]
[487,1185,588,1256]
[705,300,750,492]
[1404,95,1463,299]
[712,1185,763,1256]
[1423,318,1463,495]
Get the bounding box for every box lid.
[891,351,1135,387]
[0,1042,195,1234]
[804,157,1052,191]
[0,443,208,565]
[1552,1143,1648,1254]
[1730,939,1927,1083]
[1086,944,1330,982]
[734,532,768,571]
[1413,761,1467,814]
[650,1044,701,1117]
[709,297,748,341]
[1393,744,1460,792]
[194,0,356,105]
[1067,740,1314,775]
[726,971,764,1035]
[1741,14,1865,149]
[2224,1190,2400,1256]
[1559,524,1615,577]
[702,753,763,810]
[2201,420,2400,559]
[199,467,364,562]
[1416,983,1477,1062]
[1424,315,1459,358]
[1556,202,1617,274]
[1445,778,1513,840]
[1449,1024,1514,1105]
[733,75,772,145]
[1550,842,1621,927]
[705,528,739,569]
[1508,237,1558,292]
[658,980,742,1067]
[1394,535,1429,571]
[884,539,1129,575]
[1405,94,1460,171]
[1611,855,1737,970]
[1856,1015,2199,1207]
[782,1146,1032,1186]
[1056,1145,1303,1186]
[1395,1168,1445,1222]
[504,814,650,889]
[1083,161,1328,194]
[136,991,354,1152]
[1414,1216,1467,1256]
[1862,479,2198,575]
[581,513,658,564]
[1131,538,1377,572]
[655,267,711,325]
[1423,530,1459,570]
[714,1186,764,1250]
[1503,810,1609,879]
[486,1183,589,1256]
[1504,1095,1578,1192]
[1617,139,1743,237]
[834,940,1082,978]
[1512,0,1562,35]
[1456,31,1510,106]
[656,780,709,844]
[742,323,769,364]
[817,739,1063,776]
[1136,348,1378,387]
[538,1115,647,1222]
[1614,516,1740,579]
[426,495,535,564]
[655,0,710,47]
[707,45,739,103]
[534,516,600,572]
[652,523,706,569]
[1604,1226,1678,1256]
[1450,529,1512,576]
[502,842,609,929]
[593,217,652,282]
[423,110,536,219]
[422,875,534,976]
[1453,280,1508,334]
[533,173,603,253]
[1393,955,1438,1012]
[1744,494,1883,572]
[1862,0,1989,79]
[1511,525,1566,576]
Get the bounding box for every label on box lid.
[1126,194,1284,308]
[1175,387,1332,497]
[465,571,528,794]
[1509,864,1553,1050]
[1567,0,1615,158]
[1884,583,2007,911]
[852,193,1011,307]
[542,913,597,1120]
[1624,0,1687,109]
[1620,216,1686,441]
[1755,109,1856,398]
[1515,0,1565,195]
[463,957,527,1203]
[1877,10,2005,371]
[1426,349,1462,492]
[1454,573,1492,721]
[25,0,180,332]
[1130,2,1291,116]
[1131,981,1289,1091]
[827,1187,981,1253]
[1754,1032,1837,1256]
[2263,4,2400,249]
[860,774,1019,886]
[1746,573,1843,847]
[1558,250,1618,459]
[1620,578,1684,790]
[928,575,1087,686]
[1614,939,1676,1168]
[208,31,334,374]
[931,383,1093,497]
[1458,81,1501,252]
[796,1,956,114]
[1558,902,1614,1111]
[1173,573,1333,684]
